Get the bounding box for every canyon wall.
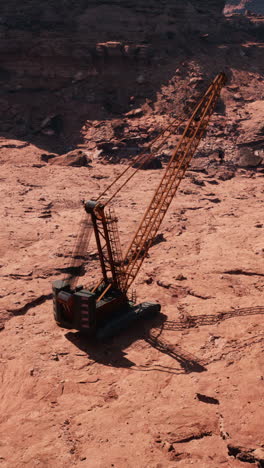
[0,0,225,150]
[0,0,262,153]
[225,0,264,14]
[0,1,226,70]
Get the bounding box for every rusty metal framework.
[121,72,226,290]
[89,204,125,294]
[66,72,226,301]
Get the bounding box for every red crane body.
[52,73,226,339]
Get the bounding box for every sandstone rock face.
[237,101,264,145]
[0,0,227,153]
[225,0,264,14]
[0,1,225,67]
[0,0,262,159]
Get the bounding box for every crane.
[52,72,226,339]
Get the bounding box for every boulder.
[48,149,92,167]
[218,168,236,180]
[125,108,143,118]
[41,153,58,162]
[238,101,264,145]
[133,155,162,170]
[252,448,264,463]
[39,114,63,135]
[235,147,263,167]
[96,41,123,58]
[136,75,146,85]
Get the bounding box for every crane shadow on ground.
[65,311,206,374]
[163,306,264,331]
[65,306,264,374]
[66,312,165,370]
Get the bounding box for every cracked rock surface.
[0,144,263,467]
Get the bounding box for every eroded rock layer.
[0,1,227,148]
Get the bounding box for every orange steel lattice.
[121,72,226,290]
